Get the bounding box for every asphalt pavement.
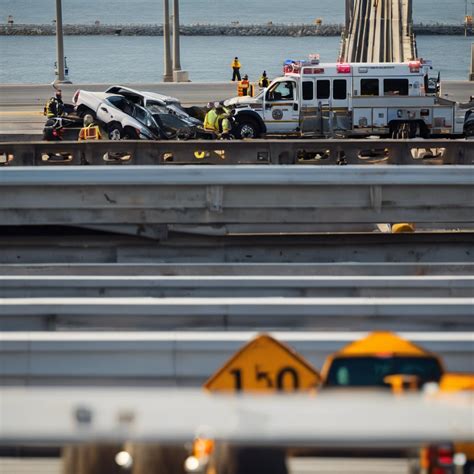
[0,82,236,139]
[0,80,472,140]
[0,457,411,474]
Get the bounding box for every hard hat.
[213,101,220,108]
[207,102,213,109]
[83,114,94,126]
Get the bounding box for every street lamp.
[171,0,188,81]
[163,0,173,82]
[54,0,71,84]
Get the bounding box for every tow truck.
[226,57,471,139]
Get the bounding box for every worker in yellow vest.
[215,104,232,138]
[259,70,269,88]
[203,102,219,132]
[78,114,102,141]
[231,56,241,81]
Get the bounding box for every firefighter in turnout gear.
[44,89,65,118]
[78,114,102,141]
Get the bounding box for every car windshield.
[166,103,189,118]
[325,356,443,387]
[132,106,161,135]
[156,113,189,129]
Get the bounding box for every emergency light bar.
[409,60,421,73]
[303,67,325,74]
[337,63,351,74]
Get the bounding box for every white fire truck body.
[226,60,466,138]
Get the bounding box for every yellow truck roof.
[439,373,474,392]
[334,332,433,357]
[320,332,445,384]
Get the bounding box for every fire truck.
[226,57,470,139]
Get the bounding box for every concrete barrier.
[0,166,472,227]
[0,139,472,166]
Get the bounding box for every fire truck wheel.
[236,119,260,139]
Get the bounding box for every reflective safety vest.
[237,79,250,96]
[259,76,269,88]
[231,60,241,69]
[44,97,64,118]
[78,124,102,141]
[221,117,232,133]
[204,109,219,131]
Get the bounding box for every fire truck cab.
[227,57,467,139]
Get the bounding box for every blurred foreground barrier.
[0,139,472,166]
[0,388,472,446]
[0,166,473,226]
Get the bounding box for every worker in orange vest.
[231,57,241,81]
[78,114,102,141]
[238,75,250,96]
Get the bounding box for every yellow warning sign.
[204,334,321,393]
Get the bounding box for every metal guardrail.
[1,262,473,276]
[1,332,472,384]
[0,275,472,298]
[1,232,473,264]
[0,139,472,166]
[0,166,473,226]
[1,389,472,446]
[0,296,472,331]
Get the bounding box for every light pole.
[163,0,173,82]
[172,0,181,72]
[171,0,188,81]
[55,0,70,83]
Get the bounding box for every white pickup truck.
[72,90,164,140]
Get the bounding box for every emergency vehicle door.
[300,78,320,134]
[263,80,299,133]
[331,78,352,131]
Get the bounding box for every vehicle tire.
[76,105,96,119]
[123,126,139,140]
[235,119,260,139]
[108,123,123,140]
[464,124,474,138]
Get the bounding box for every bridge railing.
[0,139,472,166]
[1,166,473,226]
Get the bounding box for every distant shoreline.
[1,23,471,36]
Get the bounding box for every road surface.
[0,457,411,474]
[0,80,472,140]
